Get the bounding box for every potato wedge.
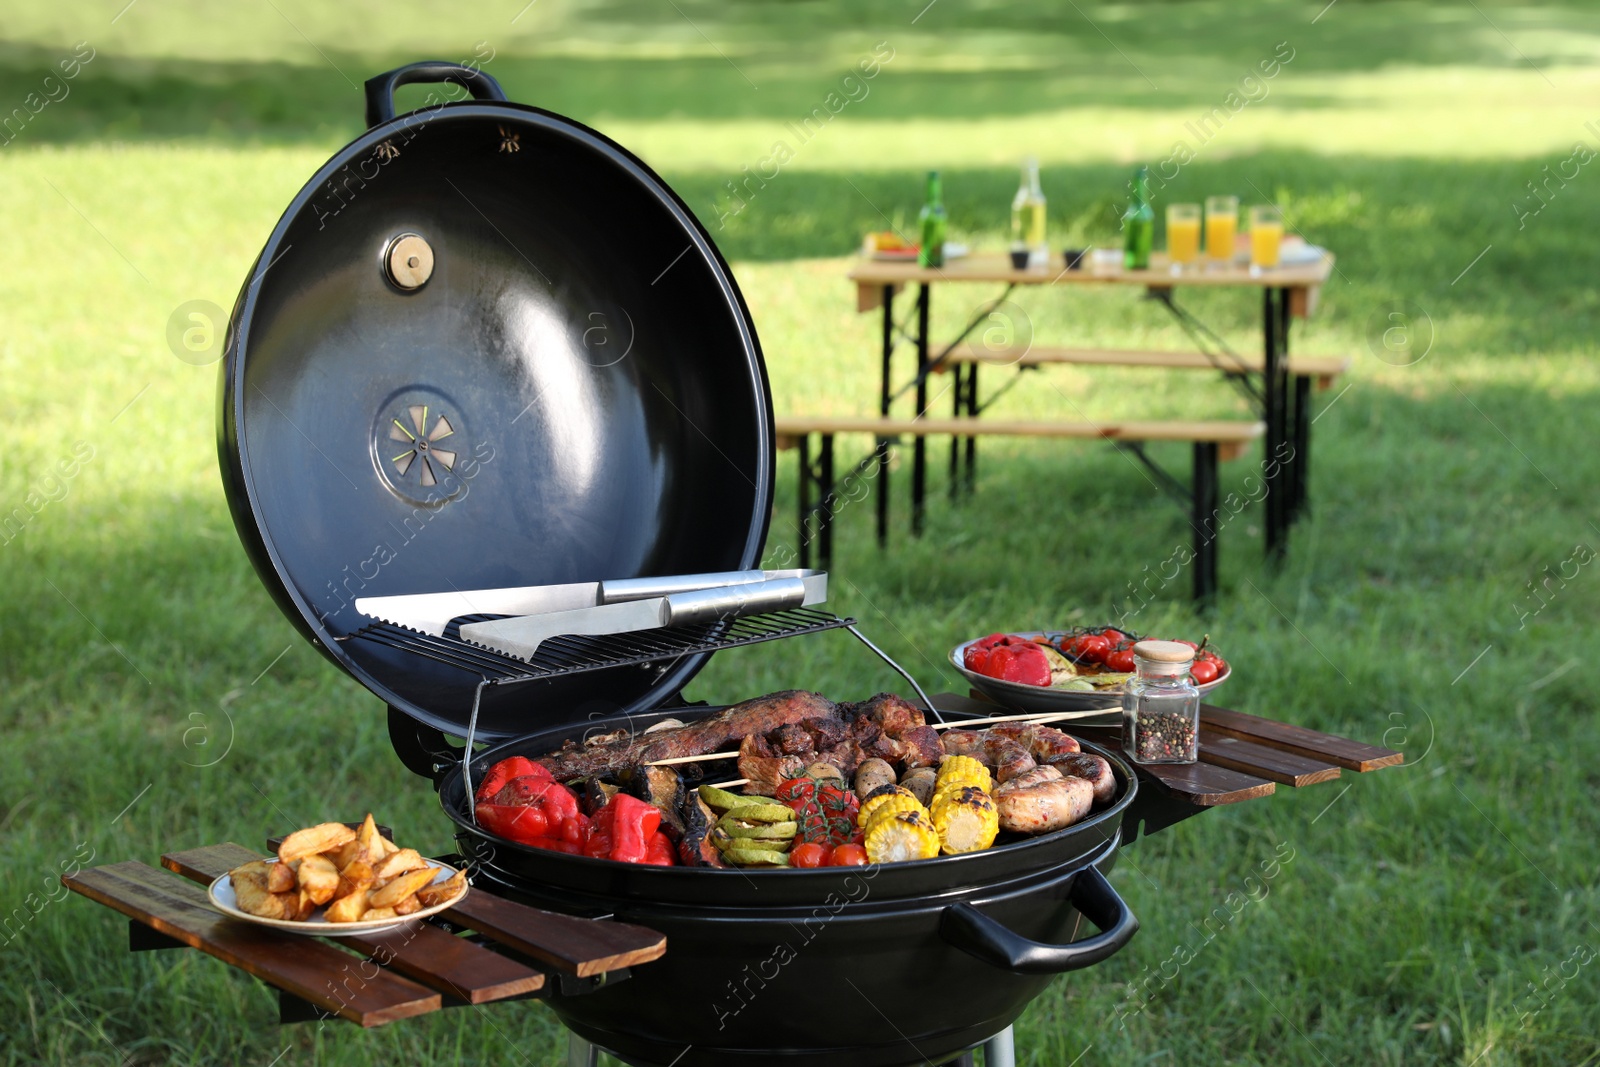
[290,890,316,922]
[361,906,398,922]
[374,848,426,883]
[414,869,466,909]
[297,854,340,905]
[229,860,272,891]
[324,889,368,923]
[369,867,437,909]
[356,813,382,853]
[334,858,374,900]
[328,839,362,870]
[279,822,356,864]
[392,894,421,916]
[266,860,298,894]
[233,872,293,920]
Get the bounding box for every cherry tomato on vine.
[1190,659,1220,685]
[1104,645,1136,673]
[1061,632,1111,663]
[829,843,869,867]
[790,842,833,869]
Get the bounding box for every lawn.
[3,1,1599,1064]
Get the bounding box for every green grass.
[3,1,1600,1064]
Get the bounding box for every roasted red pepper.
[965,633,1051,687]
[475,772,581,848]
[607,793,660,865]
[475,756,551,803]
[643,831,676,866]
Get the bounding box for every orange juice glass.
[1205,195,1238,263]
[1249,204,1283,270]
[1166,203,1201,268]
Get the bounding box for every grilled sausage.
[994,767,1094,834]
[1047,753,1116,805]
[853,758,896,799]
[939,729,1037,783]
[988,722,1081,760]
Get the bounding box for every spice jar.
[1121,640,1200,764]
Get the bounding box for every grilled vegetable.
[804,761,846,783]
[936,754,993,793]
[624,765,686,837]
[678,793,727,868]
[859,794,923,830]
[722,848,791,868]
[899,767,939,806]
[715,803,794,825]
[858,786,917,826]
[930,786,999,854]
[864,810,940,863]
[853,758,897,798]
[697,783,755,813]
[775,775,861,847]
[718,816,799,839]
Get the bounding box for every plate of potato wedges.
[208,814,468,935]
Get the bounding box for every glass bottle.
[1122,165,1154,271]
[1121,640,1200,764]
[918,170,947,268]
[1010,157,1047,266]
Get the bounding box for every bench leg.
[1291,373,1311,523]
[1262,287,1289,562]
[1192,441,1219,605]
[949,362,963,500]
[796,432,812,570]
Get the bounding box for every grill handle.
[365,61,509,128]
[661,577,809,626]
[940,858,1137,974]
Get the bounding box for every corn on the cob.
[863,810,940,863]
[858,786,917,826]
[931,786,1000,854]
[936,754,993,793]
[860,794,923,830]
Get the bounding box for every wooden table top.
[848,250,1337,290]
[932,691,1400,807]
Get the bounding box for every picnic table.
[844,249,1341,562]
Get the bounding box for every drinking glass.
[1166,203,1201,271]
[1249,204,1283,272]
[1205,195,1238,264]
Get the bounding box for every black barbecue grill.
[216,61,1142,1067]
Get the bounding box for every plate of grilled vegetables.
[208,814,468,935]
[951,627,1230,714]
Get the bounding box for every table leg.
[877,284,894,548]
[819,432,835,571]
[796,432,811,570]
[949,362,963,500]
[1262,287,1287,561]
[1291,373,1311,523]
[965,360,978,495]
[1193,441,1219,605]
[913,282,930,536]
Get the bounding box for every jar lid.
[1133,640,1195,664]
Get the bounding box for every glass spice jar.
[1121,640,1201,764]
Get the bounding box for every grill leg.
[566,1032,598,1067]
[1193,441,1219,605]
[982,1026,1016,1067]
[796,432,811,570]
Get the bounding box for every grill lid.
[217,63,774,739]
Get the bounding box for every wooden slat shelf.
[64,838,670,1029]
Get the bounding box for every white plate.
[949,632,1230,716]
[207,857,467,936]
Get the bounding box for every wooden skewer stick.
[706,779,750,789]
[646,750,740,766]
[928,708,1113,730]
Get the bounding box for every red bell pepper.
[964,633,1050,687]
[475,756,551,803]
[474,801,549,844]
[607,793,660,865]
[642,831,676,866]
[516,836,584,855]
[475,773,581,847]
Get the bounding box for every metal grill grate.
[341,607,855,685]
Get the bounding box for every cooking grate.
[341,607,856,685]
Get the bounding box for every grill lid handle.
[365,61,509,128]
[940,863,1138,975]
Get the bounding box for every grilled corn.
[863,810,941,864]
[858,786,917,826]
[859,794,924,830]
[930,786,1000,854]
[936,755,993,793]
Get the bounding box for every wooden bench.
[933,346,1351,528]
[774,415,1265,602]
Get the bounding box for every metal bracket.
[844,623,939,723]
[890,282,1017,406]
[1114,440,1190,511]
[388,705,463,782]
[1146,287,1265,407]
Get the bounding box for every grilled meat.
[1047,752,1115,804]
[535,690,840,779]
[994,766,1094,834]
[939,729,1037,783]
[988,722,1081,760]
[736,693,941,791]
